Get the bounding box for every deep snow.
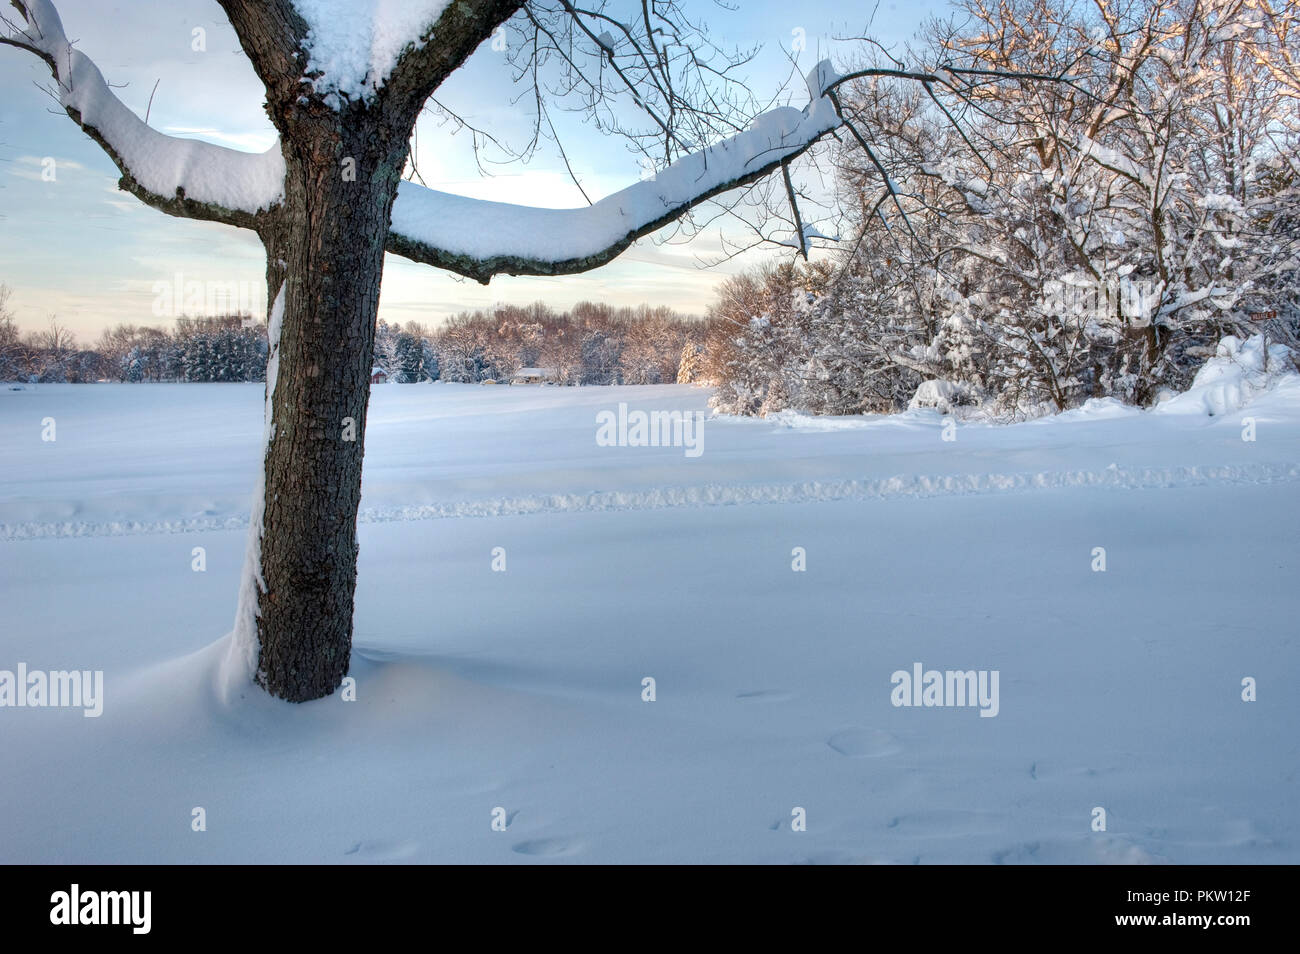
[1,376,1297,863]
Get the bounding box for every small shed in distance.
[510,367,557,385]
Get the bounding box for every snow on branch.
[387,60,843,282]
[1,0,284,228]
[290,0,456,99]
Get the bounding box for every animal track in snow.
[511,836,583,857]
[826,727,902,758]
[736,689,795,703]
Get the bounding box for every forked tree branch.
[3,0,1081,285]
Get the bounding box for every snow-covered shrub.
[708,260,925,417]
[1159,335,1297,416]
[908,379,981,414]
[710,0,1300,421]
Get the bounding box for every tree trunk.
[243,114,409,702]
[1132,323,1162,406]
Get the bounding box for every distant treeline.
[0,310,269,383]
[0,289,707,386]
[425,301,701,385]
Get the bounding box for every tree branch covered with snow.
[2,0,846,278]
[2,0,1089,285]
[1,0,284,228]
[386,60,842,281]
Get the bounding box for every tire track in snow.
[2,460,1298,541]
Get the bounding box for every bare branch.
[781,162,808,260]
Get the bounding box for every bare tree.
[0,283,19,380]
[2,0,1067,701]
[38,314,74,352]
[0,0,858,701]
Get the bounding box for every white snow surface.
[292,0,452,99]
[2,373,1298,863]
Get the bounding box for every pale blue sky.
[0,0,941,339]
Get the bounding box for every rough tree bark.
[233,0,520,701]
[250,121,405,701]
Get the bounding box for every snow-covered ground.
[2,371,1298,863]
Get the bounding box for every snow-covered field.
[2,370,1298,863]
